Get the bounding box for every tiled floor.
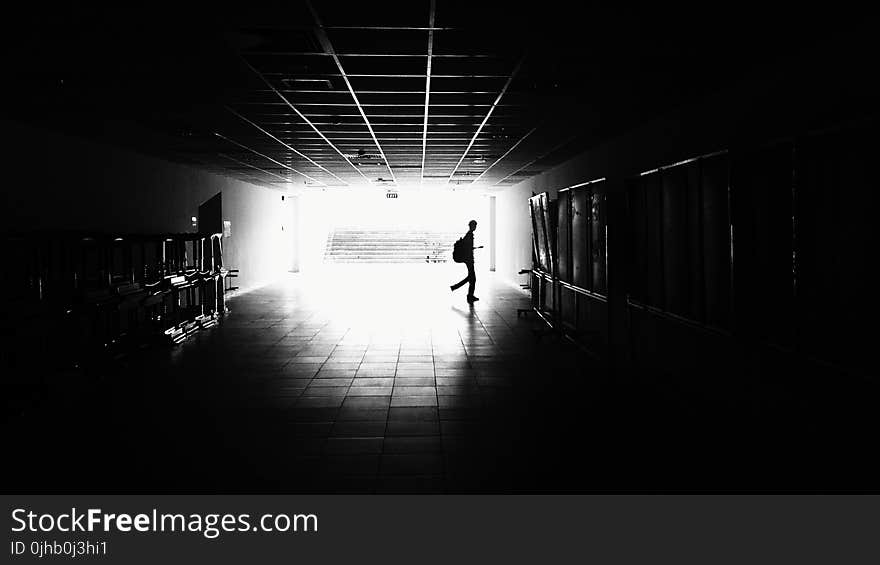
[9,265,598,492]
[183,265,594,492]
[10,264,878,492]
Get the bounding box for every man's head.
[468,220,478,232]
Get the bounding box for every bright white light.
[293,263,491,326]
[296,188,489,273]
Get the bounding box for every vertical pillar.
[489,195,497,272]
[289,195,300,273]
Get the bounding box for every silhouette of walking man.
[450,220,483,302]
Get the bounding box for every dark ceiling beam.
[236,24,458,31]
[225,105,349,185]
[237,57,372,184]
[243,51,501,58]
[420,0,436,186]
[263,73,511,78]
[254,119,515,124]
[214,132,326,186]
[248,113,506,117]
[325,26,455,30]
[231,103,510,107]
[253,90,499,94]
[307,0,398,185]
[243,113,512,117]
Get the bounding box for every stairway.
[324,228,461,263]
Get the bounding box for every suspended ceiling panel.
[0,2,834,191]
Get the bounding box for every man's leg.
[466,262,476,298]
[451,266,469,291]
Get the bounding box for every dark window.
[626,153,731,329]
[568,181,607,296]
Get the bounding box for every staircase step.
[324,227,464,264]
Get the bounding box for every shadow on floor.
[5,269,878,493]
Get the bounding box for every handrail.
[626,297,732,338]
[557,280,608,303]
[638,149,729,177]
[557,177,606,193]
[531,268,553,282]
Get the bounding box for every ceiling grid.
[5,2,778,190]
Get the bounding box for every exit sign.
[386,192,398,199]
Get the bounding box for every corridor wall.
[495,34,880,381]
[514,121,880,383]
[1,119,288,292]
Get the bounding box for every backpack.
[452,237,466,263]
